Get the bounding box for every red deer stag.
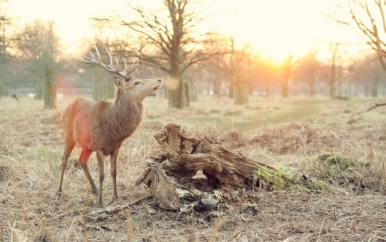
[57,46,162,207]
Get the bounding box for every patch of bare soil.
[1,99,386,241]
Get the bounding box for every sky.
[5,0,365,63]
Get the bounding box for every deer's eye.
[134,81,140,85]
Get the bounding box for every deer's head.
[115,76,162,100]
[77,46,162,100]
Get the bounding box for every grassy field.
[1,94,386,241]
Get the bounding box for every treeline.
[0,0,385,109]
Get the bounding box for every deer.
[56,46,162,208]
[11,94,19,101]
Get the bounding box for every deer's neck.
[104,93,144,140]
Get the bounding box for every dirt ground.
[1,97,386,242]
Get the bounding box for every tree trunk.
[168,73,184,109]
[372,85,378,98]
[228,82,235,99]
[234,81,249,105]
[50,82,57,109]
[309,81,315,98]
[44,81,57,109]
[36,79,44,100]
[281,79,289,98]
[191,83,198,102]
[329,85,336,99]
[371,78,379,98]
[184,82,190,107]
[213,79,221,98]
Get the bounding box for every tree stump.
[136,123,325,211]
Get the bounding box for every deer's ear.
[114,77,124,87]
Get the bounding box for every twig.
[0,155,19,163]
[124,209,134,242]
[208,218,220,242]
[12,187,33,233]
[66,217,77,242]
[366,102,386,112]
[317,218,326,241]
[76,217,88,242]
[89,195,152,216]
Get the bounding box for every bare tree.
[202,56,227,98]
[95,0,219,109]
[80,39,115,101]
[227,39,253,105]
[279,54,296,98]
[294,51,323,97]
[199,34,230,99]
[337,0,386,71]
[255,60,279,99]
[0,0,17,100]
[320,43,343,99]
[0,0,12,61]
[16,20,61,108]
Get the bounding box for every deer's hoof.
[108,197,117,205]
[95,200,104,208]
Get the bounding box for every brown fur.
[57,76,162,207]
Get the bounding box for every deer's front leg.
[110,147,120,202]
[96,150,105,208]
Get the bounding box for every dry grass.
[1,95,386,241]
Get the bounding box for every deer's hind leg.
[79,149,98,196]
[110,146,121,202]
[57,137,75,196]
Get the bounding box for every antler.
[76,46,138,80]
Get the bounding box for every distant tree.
[16,20,61,108]
[349,54,385,97]
[203,56,228,99]
[294,51,323,97]
[279,54,296,98]
[199,34,230,99]
[255,60,279,99]
[94,0,221,109]
[320,43,343,99]
[0,0,16,99]
[227,41,255,105]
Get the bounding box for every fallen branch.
[352,102,386,116]
[88,195,152,217]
